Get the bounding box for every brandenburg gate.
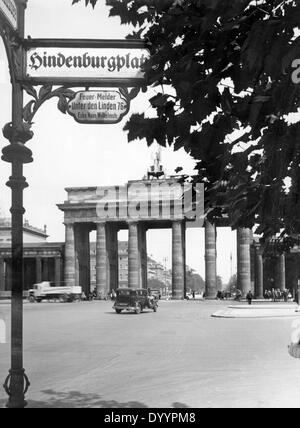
[57,172,258,300]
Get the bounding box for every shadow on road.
[1,391,191,408]
[27,390,148,408]
[105,312,156,316]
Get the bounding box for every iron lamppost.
[1,0,31,408]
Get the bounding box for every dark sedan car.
[113,288,158,314]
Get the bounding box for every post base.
[3,369,30,409]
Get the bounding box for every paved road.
[0,300,300,408]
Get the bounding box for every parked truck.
[28,282,82,303]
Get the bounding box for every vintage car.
[113,288,158,314]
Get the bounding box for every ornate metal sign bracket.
[0,26,22,87]
[21,84,143,126]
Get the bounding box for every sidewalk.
[212,303,300,318]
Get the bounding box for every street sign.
[24,39,150,87]
[0,0,18,31]
[67,90,130,124]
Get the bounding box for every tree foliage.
[73,0,300,245]
[186,268,205,292]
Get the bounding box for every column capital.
[95,221,107,231]
[63,222,75,227]
[127,220,139,227]
[172,219,184,224]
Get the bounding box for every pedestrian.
[235,289,242,301]
[92,287,97,299]
[148,288,155,305]
[276,289,281,302]
[192,290,195,300]
[246,290,253,305]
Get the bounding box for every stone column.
[0,258,4,291]
[237,228,252,297]
[172,221,185,300]
[275,253,286,291]
[205,221,217,299]
[75,225,91,296]
[64,223,76,287]
[42,258,49,281]
[96,222,108,298]
[107,225,119,292]
[36,257,42,283]
[139,225,148,290]
[55,257,61,287]
[255,245,264,299]
[128,222,140,288]
[250,243,255,294]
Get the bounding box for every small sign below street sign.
[0,0,17,31]
[68,90,130,124]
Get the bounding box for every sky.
[0,0,237,283]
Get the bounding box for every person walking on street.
[111,289,116,301]
[235,289,242,301]
[246,290,253,305]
